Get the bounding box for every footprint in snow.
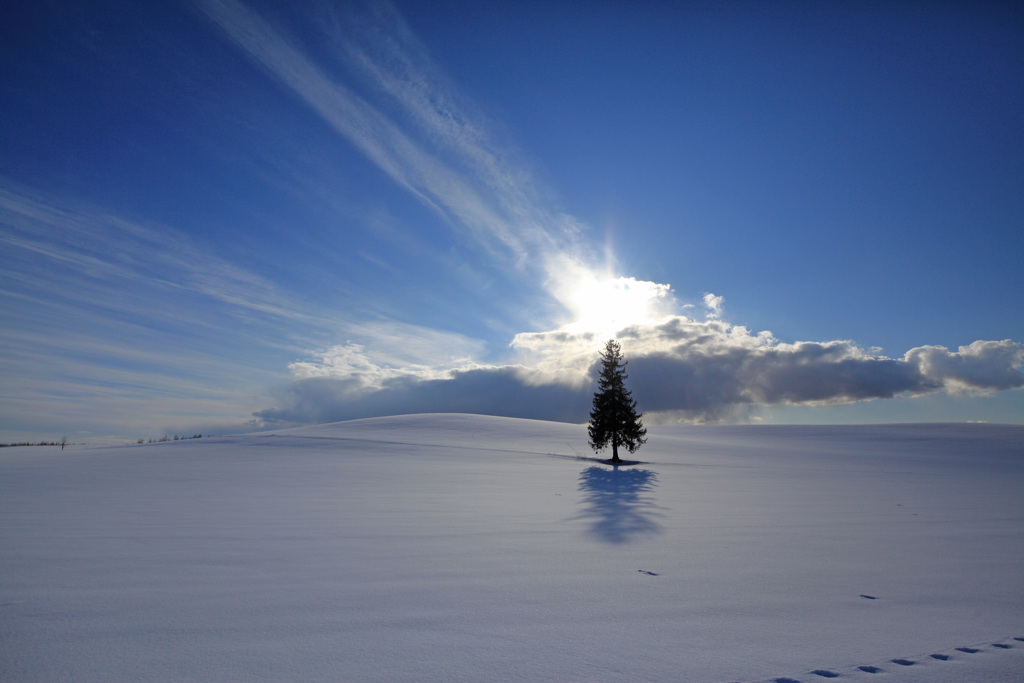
[773,636,1024,683]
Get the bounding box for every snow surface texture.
[2,414,1022,681]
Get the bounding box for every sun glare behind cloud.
[563,274,673,338]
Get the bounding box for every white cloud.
[288,323,487,388]
[260,302,1024,427]
[905,339,1024,392]
[703,292,725,318]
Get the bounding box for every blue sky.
[2,0,1022,441]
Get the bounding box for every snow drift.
[2,414,1022,681]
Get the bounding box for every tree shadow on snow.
[575,466,664,543]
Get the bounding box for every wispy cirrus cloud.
[198,0,584,277]
[0,183,322,439]
[1,180,496,439]
[0,186,319,329]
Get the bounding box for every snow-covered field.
[2,414,1022,682]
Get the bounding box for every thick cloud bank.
[255,315,1023,427]
[619,321,1023,421]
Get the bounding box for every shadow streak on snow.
[575,466,663,544]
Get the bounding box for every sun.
[564,274,672,337]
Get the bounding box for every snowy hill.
[2,414,1022,681]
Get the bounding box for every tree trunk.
[610,401,621,464]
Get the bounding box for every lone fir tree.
[588,339,647,464]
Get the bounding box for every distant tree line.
[0,434,210,448]
[136,434,206,444]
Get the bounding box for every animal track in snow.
[756,636,1024,683]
